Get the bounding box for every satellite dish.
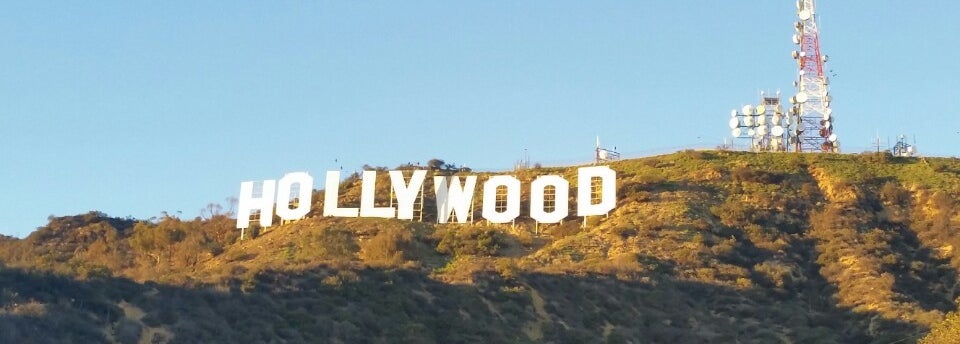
[792,51,800,59]
[732,128,742,137]
[771,126,785,136]
[599,150,609,160]
[748,129,756,136]
[796,92,809,103]
[728,117,740,129]
[789,96,797,104]
[796,1,801,10]
[798,9,812,20]
[823,112,831,120]
[828,134,838,142]
[799,51,807,57]
[744,116,755,126]
[795,21,802,30]
[823,120,832,129]
[757,126,768,136]
[731,109,738,117]
[757,115,767,126]
[907,146,915,153]
[772,114,783,124]
[799,70,806,76]
[742,105,754,115]
[756,105,766,114]
[822,55,829,63]
[792,34,801,44]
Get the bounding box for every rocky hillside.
[1,150,960,343]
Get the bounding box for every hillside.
[2,150,960,343]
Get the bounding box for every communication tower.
[790,0,838,152]
[891,135,917,157]
[728,91,789,152]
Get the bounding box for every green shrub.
[436,227,504,257]
[921,311,960,344]
[301,227,359,261]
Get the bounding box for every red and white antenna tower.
[790,0,837,152]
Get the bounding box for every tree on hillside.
[77,222,126,274]
[427,159,446,170]
[129,219,185,270]
[200,203,223,220]
[427,158,468,172]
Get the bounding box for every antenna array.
[891,135,917,157]
[728,91,790,152]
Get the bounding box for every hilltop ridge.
[1,150,960,343]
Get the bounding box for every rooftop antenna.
[791,0,838,152]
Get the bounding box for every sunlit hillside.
[2,150,960,343]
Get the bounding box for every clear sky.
[1,1,958,237]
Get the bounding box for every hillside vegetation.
[2,150,960,343]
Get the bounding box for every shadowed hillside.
[2,150,960,343]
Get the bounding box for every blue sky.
[1,1,958,237]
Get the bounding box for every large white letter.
[577,166,617,216]
[276,172,313,221]
[481,175,521,223]
[434,176,477,224]
[390,170,427,220]
[530,175,569,223]
[236,180,277,228]
[324,171,359,217]
[360,170,395,218]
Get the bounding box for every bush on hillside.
[360,227,412,265]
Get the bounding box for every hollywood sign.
[236,166,616,229]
